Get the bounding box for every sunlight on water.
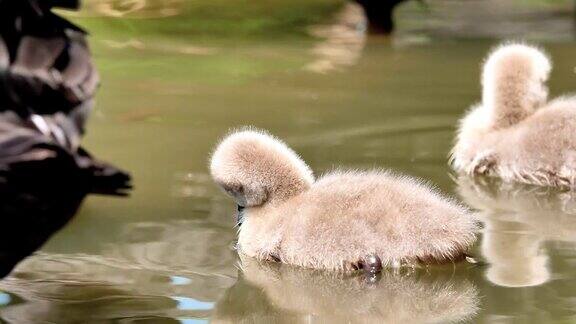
[179,318,209,324]
[0,293,11,306]
[172,297,214,311]
[171,276,192,286]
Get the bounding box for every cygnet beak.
[237,205,245,227]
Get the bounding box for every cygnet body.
[452,42,576,188]
[210,129,476,271]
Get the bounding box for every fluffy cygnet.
[451,42,576,188]
[210,128,476,272]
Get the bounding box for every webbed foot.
[350,254,383,274]
[467,151,497,176]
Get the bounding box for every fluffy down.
[452,43,576,188]
[211,128,476,271]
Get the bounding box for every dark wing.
[0,0,131,279]
[0,1,98,118]
[0,111,132,196]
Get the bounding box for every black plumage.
[0,0,92,117]
[0,0,130,191]
[0,0,131,278]
[355,0,410,34]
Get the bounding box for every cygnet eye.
[222,183,243,195]
[220,183,248,207]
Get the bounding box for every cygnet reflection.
[212,256,479,324]
[305,2,367,74]
[457,177,576,287]
[81,0,185,18]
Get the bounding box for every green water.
[1,0,576,322]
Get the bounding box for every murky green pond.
[1,0,576,323]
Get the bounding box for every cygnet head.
[210,128,314,207]
[482,42,551,128]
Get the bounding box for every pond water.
[1,0,576,323]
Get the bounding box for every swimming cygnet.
[451,42,576,188]
[210,128,476,272]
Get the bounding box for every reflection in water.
[101,38,217,56]
[0,252,232,323]
[212,257,479,323]
[397,0,575,41]
[104,219,237,280]
[0,189,238,322]
[82,0,184,18]
[306,3,366,74]
[0,278,179,323]
[0,176,86,279]
[457,177,576,287]
[0,175,238,322]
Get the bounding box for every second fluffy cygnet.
[210,128,476,272]
[452,42,576,188]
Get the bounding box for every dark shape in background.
[355,0,410,34]
[0,0,131,278]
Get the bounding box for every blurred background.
[1,0,576,323]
